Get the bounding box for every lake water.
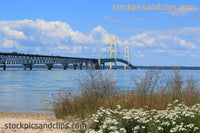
[0,68,200,114]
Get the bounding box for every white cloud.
[0,19,114,56]
[121,32,195,50]
[180,39,196,49]
[152,49,191,56]
[90,26,110,45]
[134,51,145,57]
[0,19,105,46]
[56,46,70,51]
[35,47,41,53]
[2,39,14,48]
[155,35,196,49]
[190,54,200,58]
[152,49,167,53]
[129,33,155,47]
[72,45,82,53]
[3,27,27,39]
[47,45,83,54]
[0,19,199,58]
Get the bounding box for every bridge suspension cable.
[124,46,130,69]
[99,35,135,69]
[100,35,123,59]
[99,45,110,59]
[116,42,123,59]
[109,35,117,69]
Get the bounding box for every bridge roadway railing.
[0,52,98,70]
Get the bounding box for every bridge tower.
[110,35,117,69]
[124,46,130,69]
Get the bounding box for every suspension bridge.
[0,35,137,70]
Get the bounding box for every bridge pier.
[114,61,117,69]
[110,61,117,69]
[103,63,105,69]
[91,62,99,69]
[23,64,33,70]
[85,63,89,70]
[79,63,83,70]
[90,62,94,69]
[46,64,53,70]
[73,64,77,70]
[62,64,68,70]
[99,62,105,69]
[3,63,6,70]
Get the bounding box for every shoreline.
[0,112,82,133]
[0,112,55,120]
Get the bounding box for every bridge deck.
[0,52,136,70]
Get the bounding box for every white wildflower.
[185,124,194,128]
[155,120,160,123]
[116,105,121,109]
[142,126,145,129]
[194,127,199,131]
[133,125,140,130]
[119,128,126,133]
[94,119,99,123]
[173,99,179,103]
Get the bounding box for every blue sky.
[0,0,200,66]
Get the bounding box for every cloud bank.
[0,19,199,62]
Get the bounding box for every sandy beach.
[0,112,85,133]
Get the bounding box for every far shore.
[2,64,200,70]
